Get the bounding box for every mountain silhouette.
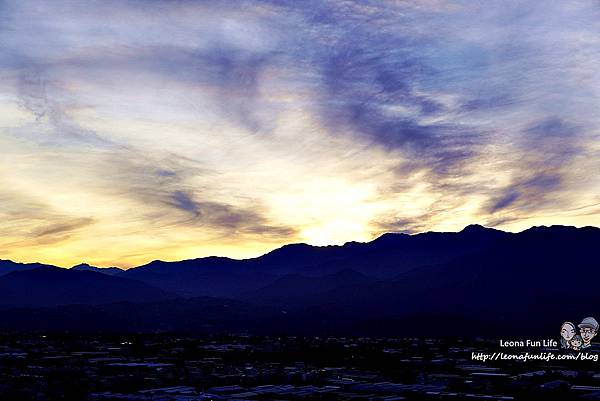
[240,269,376,306]
[70,263,124,276]
[0,259,58,276]
[121,224,508,298]
[1,225,599,336]
[0,266,176,307]
[121,257,279,298]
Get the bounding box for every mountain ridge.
[0,266,178,307]
[1,224,599,336]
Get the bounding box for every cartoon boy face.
[580,327,597,344]
[561,322,576,342]
[579,317,599,346]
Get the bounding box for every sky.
[1,0,600,268]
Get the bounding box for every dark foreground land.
[0,333,599,400]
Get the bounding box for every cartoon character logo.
[578,317,598,349]
[560,321,576,349]
[560,317,598,351]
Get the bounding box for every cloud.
[170,190,201,217]
[164,189,294,237]
[0,189,94,247]
[489,173,562,214]
[32,218,94,240]
[14,67,117,147]
[16,68,48,121]
[75,150,299,240]
[277,0,486,176]
[486,117,584,214]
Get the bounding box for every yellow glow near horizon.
[2,98,600,269]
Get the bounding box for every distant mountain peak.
[372,232,411,242]
[70,263,124,276]
[71,263,92,269]
[460,224,498,234]
[523,224,577,231]
[519,225,600,238]
[258,242,325,262]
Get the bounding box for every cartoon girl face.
[561,322,576,341]
[571,335,583,349]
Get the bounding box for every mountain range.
[1,224,598,336]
